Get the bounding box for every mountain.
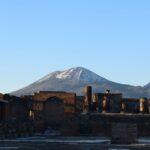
[143,83,150,98]
[11,67,150,98]
[144,82,150,88]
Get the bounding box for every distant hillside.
[143,83,150,98]
[11,67,150,98]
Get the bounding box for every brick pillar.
[139,98,145,113]
[120,101,126,113]
[92,94,98,112]
[84,86,92,112]
[102,96,107,113]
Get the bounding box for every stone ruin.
[0,86,150,144]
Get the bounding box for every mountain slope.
[11,67,149,98]
[143,82,150,98]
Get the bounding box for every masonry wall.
[0,93,3,99]
[95,93,122,113]
[0,101,9,121]
[44,97,65,129]
[122,98,149,113]
[111,123,138,144]
[33,91,76,114]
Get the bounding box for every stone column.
[120,101,126,113]
[139,98,145,113]
[102,96,107,113]
[84,86,92,112]
[92,94,98,112]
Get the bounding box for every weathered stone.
[111,123,138,144]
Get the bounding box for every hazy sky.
[0,0,150,93]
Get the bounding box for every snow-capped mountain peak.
[56,68,80,79]
[38,67,106,83]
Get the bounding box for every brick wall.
[33,91,76,113]
[111,123,138,144]
[95,93,122,113]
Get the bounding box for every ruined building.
[0,86,150,142]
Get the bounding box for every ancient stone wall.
[33,91,76,113]
[33,92,75,104]
[61,115,79,136]
[0,100,9,121]
[43,97,65,129]
[111,123,138,144]
[76,96,84,113]
[0,93,3,99]
[122,98,139,113]
[78,114,111,137]
[122,98,149,113]
[94,93,122,113]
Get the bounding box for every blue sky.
[0,0,150,93]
